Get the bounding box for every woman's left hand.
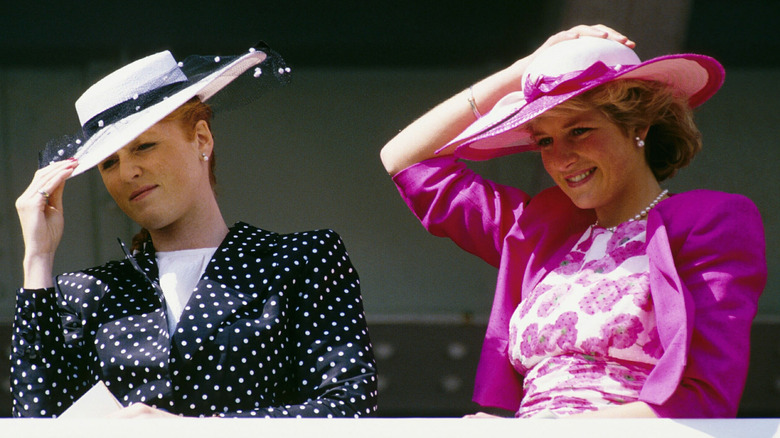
[107,403,182,419]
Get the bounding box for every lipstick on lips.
[129,185,157,201]
[565,168,595,186]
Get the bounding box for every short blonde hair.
[542,79,701,181]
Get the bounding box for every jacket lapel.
[118,238,166,312]
[172,223,278,360]
[640,210,692,405]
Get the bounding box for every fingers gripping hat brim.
[441,37,725,161]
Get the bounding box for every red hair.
[131,98,216,252]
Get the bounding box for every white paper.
[59,381,123,419]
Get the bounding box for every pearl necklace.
[594,189,669,232]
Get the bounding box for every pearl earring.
[200,153,209,162]
[635,137,645,148]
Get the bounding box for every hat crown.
[523,37,641,89]
[75,51,188,126]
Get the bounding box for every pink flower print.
[534,357,568,378]
[536,285,571,318]
[555,311,579,349]
[642,327,664,358]
[578,252,617,278]
[569,355,608,379]
[574,230,598,253]
[578,279,623,315]
[615,220,645,240]
[528,312,579,356]
[522,378,540,398]
[580,336,608,357]
[602,393,637,406]
[604,224,646,260]
[607,366,645,392]
[545,311,579,351]
[551,395,598,415]
[579,272,648,314]
[536,323,558,353]
[628,274,652,311]
[577,228,646,279]
[601,314,643,349]
[520,323,541,358]
[577,244,635,277]
[557,250,586,275]
[519,283,553,319]
[606,239,645,265]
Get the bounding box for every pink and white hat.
[443,37,725,161]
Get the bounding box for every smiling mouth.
[130,185,156,201]
[567,168,595,183]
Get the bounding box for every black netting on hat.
[38,41,291,169]
[39,135,86,167]
[177,41,292,114]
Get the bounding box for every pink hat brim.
[443,53,725,161]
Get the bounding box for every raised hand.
[15,158,78,288]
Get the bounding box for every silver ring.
[37,189,50,199]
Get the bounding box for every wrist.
[22,252,55,289]
[469,60,529,114]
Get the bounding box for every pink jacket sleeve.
[643,191,766,417]
[392,156,531,268]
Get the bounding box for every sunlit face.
[531,108,655,220]
[98,119,213,232]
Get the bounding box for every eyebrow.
[562,113,597,129]
[531,112,598,136]
[124,133,157,150]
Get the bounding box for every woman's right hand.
[15,159,78,289]
[380,24,635,176]
[530,24,634,59]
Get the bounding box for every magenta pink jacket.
[393,156,766,418]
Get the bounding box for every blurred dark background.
[1,0,778,69]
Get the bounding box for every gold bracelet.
[467,85,481,118]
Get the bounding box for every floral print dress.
[508,220,664,418]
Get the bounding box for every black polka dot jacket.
[11,223,378,417]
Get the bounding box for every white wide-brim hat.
[441,37,725,160]
[39,43,291,177]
